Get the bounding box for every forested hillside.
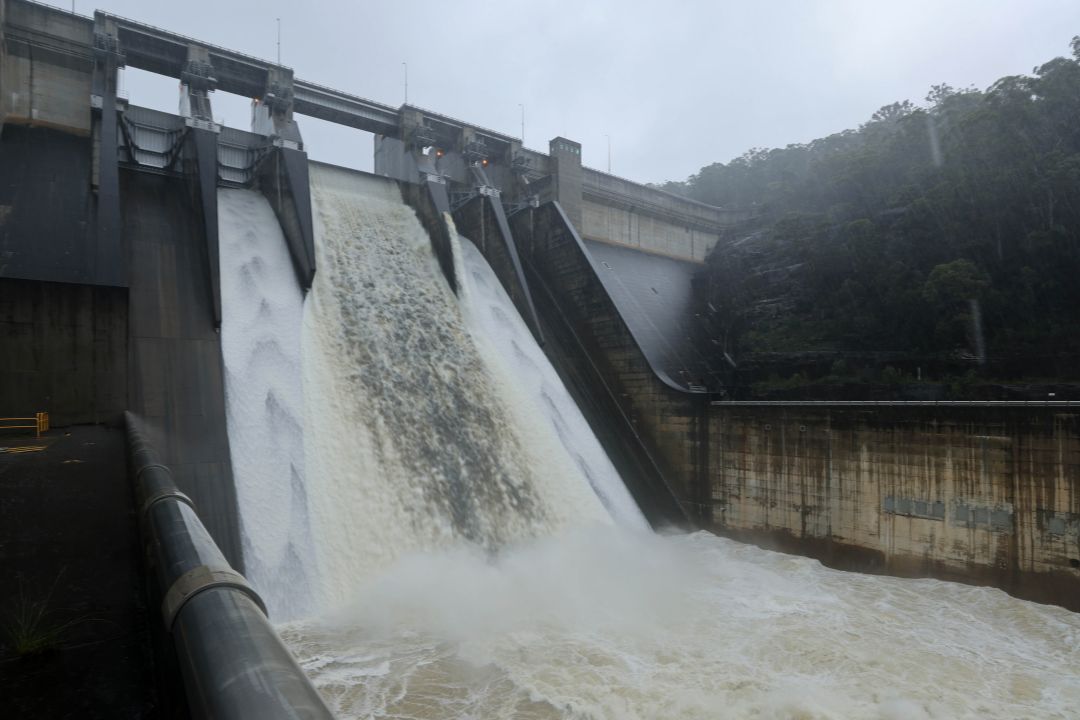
[667,38,1080,394]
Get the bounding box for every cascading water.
[219,187,314,620]
[223,165,1080,719]
[455,236,646,529]
[298,164,615,609]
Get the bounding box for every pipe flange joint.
[161,565,268,631]
[139,486,195,522]
[135,462,171,482]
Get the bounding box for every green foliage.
[3,573,85,657]
[686,39,1080,367]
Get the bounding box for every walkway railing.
[0,412,49,438]
[125,412,333,720]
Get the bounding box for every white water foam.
[224,168,1080,719]
[282,527,1080,719]
[219,187,314,620]
[456,236,646,528]
[299,164,611,610]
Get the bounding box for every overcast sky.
[86,0,1080,184]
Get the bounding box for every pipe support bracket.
[139,487,195,522]
[162,565,268,631]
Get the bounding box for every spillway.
[221,165,1080,719]
[219,187,314,620]
[222,164,622,616]
[456,236,646,529]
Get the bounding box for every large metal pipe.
[125,411,334,719]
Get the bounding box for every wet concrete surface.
[0,424,158,718]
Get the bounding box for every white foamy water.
[223,168,1080,719]
[282,527,1080,720]
[456,237,646,529]
[219,188,314,620]
[299,164,610,609]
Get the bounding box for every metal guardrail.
[0,411,49,438]
[125,412,333,720]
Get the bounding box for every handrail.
[0,412,49,438]
[124,412,333,720]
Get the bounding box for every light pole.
[402,62,408,105]
[276,18,281,65]
[518,103,525,144]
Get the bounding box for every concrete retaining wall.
[707,404,1080,609]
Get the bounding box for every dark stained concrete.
[0,125,123,287]
[0,425,158,718]
[584,238,717,389]
[122,169,242,569]
[0,278,127,427]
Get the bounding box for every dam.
[2,1,1079,717]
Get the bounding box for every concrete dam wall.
[2,0,1078,626]
[709,404,1080,606]
[7,2,1080,715]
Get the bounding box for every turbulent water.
[219,188,314,619]
[282,528,1080,719]
[298,164,611,609]
[223,166,1080,718]
[456,237,645,529]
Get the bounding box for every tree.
[679,37,1080,383]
